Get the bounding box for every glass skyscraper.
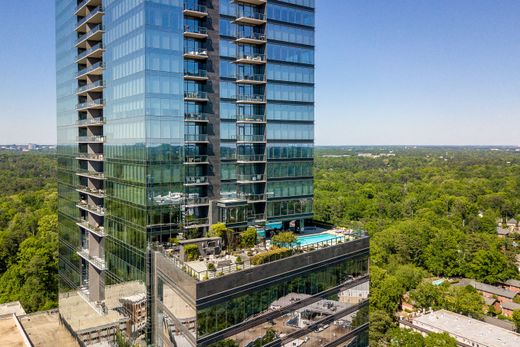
[58,1,368,346]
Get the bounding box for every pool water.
[296,233,338,246]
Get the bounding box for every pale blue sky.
[1,1,520,145]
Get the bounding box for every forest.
[0,147,519,346]
[0,151,57,312]
[314,146,520,345]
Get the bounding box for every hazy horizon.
[1,0,520,145]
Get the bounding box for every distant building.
[401,309,520,347]
[500,301,520,318]
[502,279,520,294]
[455,279,517,304]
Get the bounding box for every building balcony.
[184,176,209,186]
[76,61,104,79]
[184,134,209,143]
[235,94,266,104]
[183,26,208,39]
[234,11,267,25]
[76,80,104,95]
[236,114,266,123]
[183,3,208,18]
[75,0,101,16]
[75,24,104,48]
[75,6,104,32]
[237,134,266,143]
[183,217,210,229]
[184,91,209,102]
[235,32,267,45]
[76,116,104,127]
[76,98,104,111]
[184,70,208,81]
[232,0,267,5]
[76,135,105,143]
[76,42,104,63]
[76,153,104,161]
[76,201,105,216]
[76,169,105,180]
[235,53,266,65]
[77,249,106,271]
[247,213,267,222]
[241,193,267,202]
[76,186,105,199]
[77,218,105,237]
[236,73,266,84]
[183,48,208,60]
[184,196,210,207]
[184,112,209,123]
[237,174,266,183]
[236,154,266,163]
[185,155,209,164]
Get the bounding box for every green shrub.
[207,262,216,271]
[240,227,257,248]
[235,256,242,264]
[272,231,296,245]
[184,244,200,261]
[251,247,292,265]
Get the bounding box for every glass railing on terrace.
[236,53,266,62]
[237,134,266,142]
[184,134,208,142]
[184,25,208,35]
[77,248,106,270]
[184,91,208,99]
[77,80,104,93]
[184,48,208,57]
[184,69,208,78]
[77,169,105,179]
[76,98,104,110]
[77,185,105,197]
[184,112,209,121]
[76,6,104,29]
[185,155,209,163]
[185,196,209,205]
[236,154,266,162]
[236,31,266,41]
[240,193,267,201]
[237,73,266,82]
[237,174,266,182]
[183,2,207,13]
[76,135,105,143]
[77,61,104,77]
[77,201,105,215]
[185,176,208,184]
[184,217,209,227]
[236,94,266,102]
[76,42,104,61]
[76,24,103,45]
[76,116,104,126]
[237,114,266,122]
[237,10,266,21]
[77,153,104,160]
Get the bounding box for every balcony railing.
[236,154,266,162]
[184,70,208,78]
[77,186,105,198]
[184,134,208,142]
[184,26,208,35]
[185,155,209,163]
[236,73,266,83]
[183,2,208,15]
[184,48,208,58]
[236,94,266,103]
[184,91,208,100]
[185,176,208,185]
[184,112,209,122]
[77,218,105,235]
[184,217,209,227]
[77,201,105,216]
[76,6,104,30]
[76,42,104,62]
[77,153,104,160]
[77,169,105,179]
[77,61,104,78]
[237,114,266,122]
[236,32,267,42]
[237,10,266,21]
[241,193,267,202]
[237,174,266,182]
[77,116,104,126]
[237,134,266,142]
[76,24,103,46]
[76,98,104,110]
[77,80,104,94]
[77,249,106,270]
[185,196,209,206]
[236,53,266,63]
[76,135,105,143]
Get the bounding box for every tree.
[410,281,443,310]
[512,309,520,333]
[386,327,424,347]
[392,264,427,291]
[424,332,457,347]
[271,231,296,244]
[466,249,517,284]
[239,227,257,248]
[370,267,405,314]
[369,309,394,346]
[208,223,229,239]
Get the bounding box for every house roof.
[497,226,511,235]
[462,280,517,299]
[502,301,520,311]
[507,218,518,224]
[484,296,497,306]
[504,279,520,288]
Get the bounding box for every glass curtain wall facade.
[58,0,316,345]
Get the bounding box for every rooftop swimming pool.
[295,233,339,246]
